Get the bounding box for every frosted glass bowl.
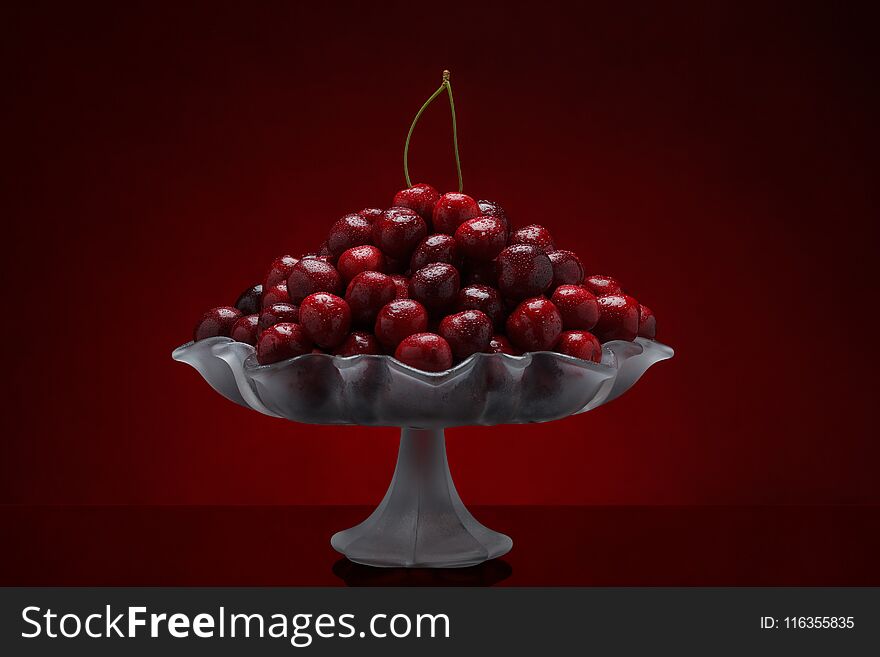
[173,337,673,567]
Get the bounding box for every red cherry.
[374,299,429,349]
[410,234,460,271]
[334,331,381,356]
[258,302,299,330]
[234,284,263,315]
[286,259,341,303]
[317,241,335,260]
[193,306,242,341]
[510,224,555,252]
[336,244,386,282]
[463,259,499,286]
[594,294,640,342]
[505,297,563,351]
[344,271,396,326]
[394,333,453,372]
[556,330,602,362]
[261,282,290,307]
[548,250,585,286]
[382,255,407,274]
[477,199,510,235]
[432,192,480,235]
[408,263,460,315]
[583,274,623,296]
[264,255,299,288]
[371,207,427,259]
[327,213,373,257]
[439,310,493,361]
[300,253,335,264]
[298,293,352,349]
[550,285,599,330]
[358,208,384,223]
[454,216,507,262]
[230,314,260,345]
[256,323,313,365]
[487,334,518,355]
[390,274,409,299]
[496,244,553,300]
[456,284,504,328]
[638,304,657,339]
[392,183,440,223]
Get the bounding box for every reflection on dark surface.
[333,558,512,587]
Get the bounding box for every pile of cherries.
[192,184,657,372]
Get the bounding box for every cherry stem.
[404,69,463,192]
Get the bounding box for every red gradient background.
[2,1,877,507]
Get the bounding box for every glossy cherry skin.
[496,244,553,300]
[456,284,504,328]
[371,207,427,259]
[336,245,386,282]
[234,284,263,315]
[392,183,440,223]
[410,234,460,271]
[594,294,640,342]
[432,192,481,235]
[556,330,602,362]
[477,199,510,235]
[358,208,384,223]
[583,274,623,297]
[345,271,396,326]
[390,274,409,298]
[439,310,493,361]
[334,331,381,356]
[286,259,341,303]
[258,302,299,329]
[264,255,299,289]
[510,224,555,252]
[255,323,313,365]
[261,282,290,307]
[454,216,507,262]
[548,250,585,287]
[193,306,242,341]
[408,263,461,315]
[638,304,657,339]
[230,314,260,345]
[298,293,352,348]
[505,297,563,352]
[487,334,518,355]
[394,332,453,372]
[374,299,429,350]
[327,213,373,257]
[550,285,599,330]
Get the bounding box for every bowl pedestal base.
[331,428,512,568]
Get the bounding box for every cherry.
[287,259,341,303]
[261,282,290,307]
[298,293,352,348]
[638,304,657,339]
[334,331,381,356]
[230,314,260,345]
[463,259,499,287]
[432,192,480,235]
[390,274,409,298]
[358,208,384,223]
[394,333,453,372]
[374,299,429,349]
[371,207,427,259]
[496,244,553,300]
[383,255,407,274]
[264,255,299,288]
[408,263,460,314]
[300,253,335,264]
[317,242,336,261]
[594,294,640,342]
[258,302,299,329]
[477,199,510,235]
[487,334,518,355]
[193,306,242,341]
[548,250,585,287]
[393,183,440,223]
[327,213,373,257]
[337,245,386,282]
[583,274,623,297]
[456,284,504,328]
[510,224,555,252]
[505,297,563,352]
[556,330,602,362]
[454,216,507,262]
[439,310,493,361]
[345,271,396,326]
[550,285,599,330]
[234,284,263,315]
[410,234,460,271]
[256,323,313,365]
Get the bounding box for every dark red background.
[2,1,877,507]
